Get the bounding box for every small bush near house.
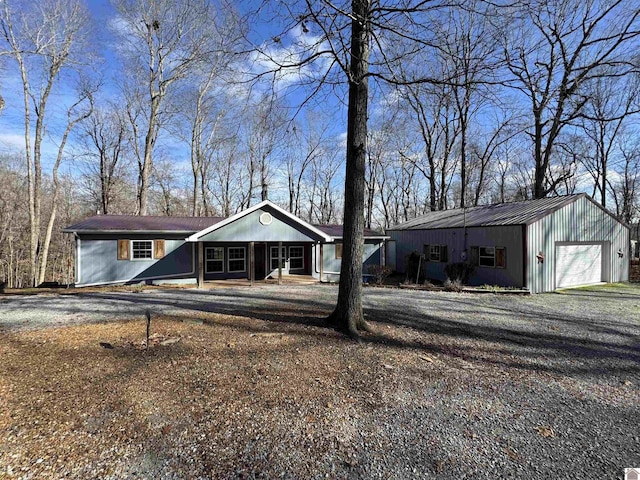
[444,262,476,284]
[367,265,392,285]
[444,279,463,292]
[404,251,424,283]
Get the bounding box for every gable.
[194,205,325,243]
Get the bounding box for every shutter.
[117,240,130,260]
[470,246,479,265]
[423,244,429,261]
[441,245,448,263]
[154,240,165,259]
[496,247,506,268]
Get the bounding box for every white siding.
[526,196,629,293]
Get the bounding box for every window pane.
[270,246,285,269]
[480,247,494,257]
[228,247,245,272]
[206,247,224,260]
[429,245,441,262]
[289,246,303,258]
[132,240,152,259]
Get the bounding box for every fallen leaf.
[419,355,434,362]
[383,364,394,370]
[535,426,555,438]
[623,380,632,386]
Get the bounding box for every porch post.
[197,242,204,288]
[319,242,324,283]
[249,241,255,286]
[278,241,283,285]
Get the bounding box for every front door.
[254,243,266,280]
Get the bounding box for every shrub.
[404,251,424,284]
[444,279,463,292]
[444,262,476,284]
[367,264,392,285]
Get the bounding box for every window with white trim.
[132,240,153,260]
[471,246,506,268]
[270,246,286,270]
[289,246,304,270]
[228,247,246,272]
[205,247,224,273]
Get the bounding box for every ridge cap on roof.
[388,193,586,230]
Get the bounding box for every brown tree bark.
[326,0,371,338]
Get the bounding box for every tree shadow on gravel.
[4,287,640,378]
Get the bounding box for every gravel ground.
[0,283,639,479]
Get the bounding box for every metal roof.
[63,215,225,233]
[314,224,387,238]
[388,194,588,230]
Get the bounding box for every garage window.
[423,244,448,262]
[471,246,506,268]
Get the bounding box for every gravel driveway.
[1,283,639,478]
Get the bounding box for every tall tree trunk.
[327,0,370,337]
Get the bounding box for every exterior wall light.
[617,248,624,258]
[536,252,544,264]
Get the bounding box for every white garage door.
[556,244,602,288]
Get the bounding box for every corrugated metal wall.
[389,226,524,287]
[526,196,629,293]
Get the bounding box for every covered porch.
[186,201,333,288]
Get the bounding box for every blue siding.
[77,234,194,286]
[199,207,321,242]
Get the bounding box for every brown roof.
[64,215,387,238]
[63,215,224,233]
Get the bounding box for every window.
[423,244,448,262]
[228,247,246,272]
[289,246,304,270]
[471,246,506,268]
[270,246,286,270]
[132,240,153,260]
[205,247,224,273]
[335,243,343,259]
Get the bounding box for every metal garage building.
[388,194,629,293]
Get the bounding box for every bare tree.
[502,0,640,199]
[113,0,223,215]
[1,0,94,286]
[579,74,640,207]
[79,105,128,214]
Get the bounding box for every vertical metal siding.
[389,226,523,287]
[526,196,629,293]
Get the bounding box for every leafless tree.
[579,74,640,207]
[79,104,129,214]
[502,0,640,199]
[1,0,95,286]
[113,0,224,215]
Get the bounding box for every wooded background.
[1,0,639,288]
